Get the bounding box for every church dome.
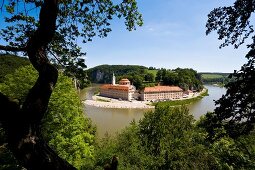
[119,78,130,85]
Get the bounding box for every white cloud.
[142,22,183,37]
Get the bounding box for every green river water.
[81,85,226,137]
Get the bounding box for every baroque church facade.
[100,73,136,101]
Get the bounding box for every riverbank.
[155,88,208,107]
[82,88,208,109]
[83,96,154,109]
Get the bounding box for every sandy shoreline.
[83,96,154,109]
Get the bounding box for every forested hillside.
[0,54,30,82]
[87,65,147,83]
[199,72,230,85]
[156,68,203,91]
[87,65,203,91]
[0,65,96,169]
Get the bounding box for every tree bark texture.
[0,0,76,169]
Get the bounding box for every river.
[81,85,226,137]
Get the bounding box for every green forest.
[0,55,229,91]
[0,0,255,170]
[199,73,230,85]
[87,65,203,91]
[0,54,30,83]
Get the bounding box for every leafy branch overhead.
[206,0,255,48]
[203,0,255,140]
[0,0,143,71]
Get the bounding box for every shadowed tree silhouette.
[0,0,142,169]
[203,0,255,140]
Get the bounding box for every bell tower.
[112,72,116,85]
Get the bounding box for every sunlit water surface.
[81,85,226,137]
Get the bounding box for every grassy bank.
[154,89,208,107]
[96,98,110,102]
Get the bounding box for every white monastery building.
[100,73,136,101]
[141,86,183,101]
[100,73,184,102]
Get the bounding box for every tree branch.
[48,50,65,68]
[27,0,58,71]
[0,0,77,169]
[0,45,26,52]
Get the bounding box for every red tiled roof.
[101,84,129,91]
[119,79,130,82]
[143,86,183,93]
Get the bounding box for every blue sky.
[82,0,248,73]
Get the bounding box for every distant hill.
[87,65,204,91]
[87,64,230,88]
[87,64,148,83]
[0,54,30,82]
[199,72,231,84]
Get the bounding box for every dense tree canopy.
[93,106,214,169]
[92,105,255,169]
[0,0,142,169]
[0,54,30,82]
[87,64,147,83]
[156,68,203,91]
[144,72,155,82]
[0,65,96,169]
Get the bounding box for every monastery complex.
[141,86,183,101]
[100,74,187,101]
[100,74,136,101]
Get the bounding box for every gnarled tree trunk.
[0,0,76,169]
